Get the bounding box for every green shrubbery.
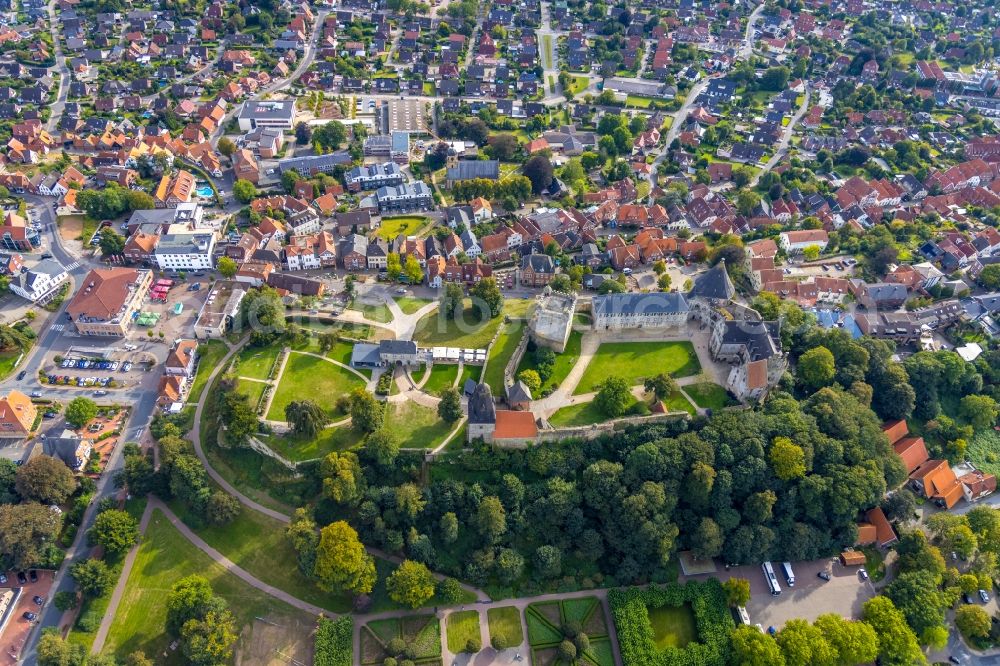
[608,579,733,666]
[315,616,353,666]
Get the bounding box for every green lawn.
[446,610,482,653]
[395,296,433,314]
[549,396,638,427]
[413,299,533,349]
[361,614,442,664]
[105,509,314,661]
[567,74,589,95]
[0,350,21,380]
[349,301,393,323]
[574,341,700,395]
[664,390,695,415]
[682,382,735,410]
[525,597,612,666]
[625,95,653,108]
[235,344,280,380]
[483,324,525,394]
[384,400,454,448]
[458,363,481,387]
[236,378,267,410]
[487,606,523,649]
[187,340,228,403]
[267,352,366,420]
[648,603,697,649]
[423,363,459,395]
[541,34,554,69]
[517,330,582,394]
[259,426,364,461]
[375,215,429,241]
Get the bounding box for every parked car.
[29,570,37,583]
[94,390,108,397]
[32,595,43,605]
[980,589,991,603]
[16,571,26,584]
[30,391,41,398]
[15,370,25,380]
[22,612,36,621]
[964,593,973,604]
[817,571,831,581]
[0,573,7,584]
[858,568,869,581]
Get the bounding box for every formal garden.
[607,580,733,666]
[487,605,524,649]
[446,610,482,654]
[526,596,614,666]
[361,614,442,665]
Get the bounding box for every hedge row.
[315,616,353,666]
[608,579,733,666]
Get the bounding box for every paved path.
[749,83,811,188]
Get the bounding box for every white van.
[737,606,750,625]
[781,562,795,587]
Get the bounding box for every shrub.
[314,616,353,666]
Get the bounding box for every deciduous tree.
[89,508,140,556]
[314,521,376,596]
[16,455,77,504]
[386,560,436,608]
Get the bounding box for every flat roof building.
[238,100,296,131]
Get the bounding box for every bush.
[76,606,102,632]
[314,616,353,666]
[608,579,734,666]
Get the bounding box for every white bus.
[782,562,795,587]
[762,561,782,595]
[737,606,750,625]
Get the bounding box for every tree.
[643,373,677,400]
[557,640,576,662]
[487,134,519,161]
[216,256,238,279]
[206,491,241,525]
[350,389,384,433]
[386,560,436,608]
[814,614,878,666]
[798,346,836,390]
[861,596,926,666]
[36,630,87,666]
[314,521,376,596]
[404,255,424,284]
[53,590,77,611]
[736,189,762,216]
[979,263,1000,290]
[65,396,98,428]
[959,394,999,430]
[770,437,807,481]
[534,545,562,578]
[313,121,347,151]
[320,451,364,505]
[233,179,258,204]
[761,65,791,91]
[295,122,313,145]
[882,490,917,522]
[518,369,541,395]
[437,387,463,424]
[802,245,821,261]
[441,283,464,319]
[722,578,751,607]
[523,155,554,193]
[365,429,400,467]
[89,509,140,556]
[16,455,77,504]
[166,575,216,635]
[70,558,115,597]
[657,273,672,291]
[180,609,238,666]
[97,227,126,256]
[465,637,482,653]
[731,625,784,666]
[956,604,991,639]
[435,577,463,604]
[386,252,402,281]
[471,277,503,318]
[285,399,327,438]
[594,376,631,417]
[0,502,61,569]
[124,652,154,666]
[475,496,507,543]
[776,619,837,666]
[217,136,236,158]
[598,279,625,294]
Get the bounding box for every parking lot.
[0,569,55,665]
[690,558,876,630]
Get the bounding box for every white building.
[152,231,216,271]
[592,292,689,330]
[237,100,296,131]
[779,229,829,254]
[9,259,68,303]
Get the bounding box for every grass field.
[541,34,554,69]
[375,215,428,241]
[682,382,735,410]
[349,301,393,323]
[423,363,458,395]
[234,344,280,380]
[549,396,639,427]
[446,610,482,653]
[625,95,653,108]
[458,363,481,387]
[487,606,523,649]
[517,330,582,394]
[187,340,228,403]
[574,341,700,395]
[648,603,697,649]
[395,296,433,314]
[567,74,589,95]
[105,509,314,661]
[664,390,695,415]
[267,352,366,420]
[0,350,21,380]
[483,324,525,394]
[259,426,363,461]
[236,378,268,410]
[969,429,1000,477]
[384,400,453,448]
[413,299,533,349]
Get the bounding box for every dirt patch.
[57,215,83,242]
[235,615,315,666]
